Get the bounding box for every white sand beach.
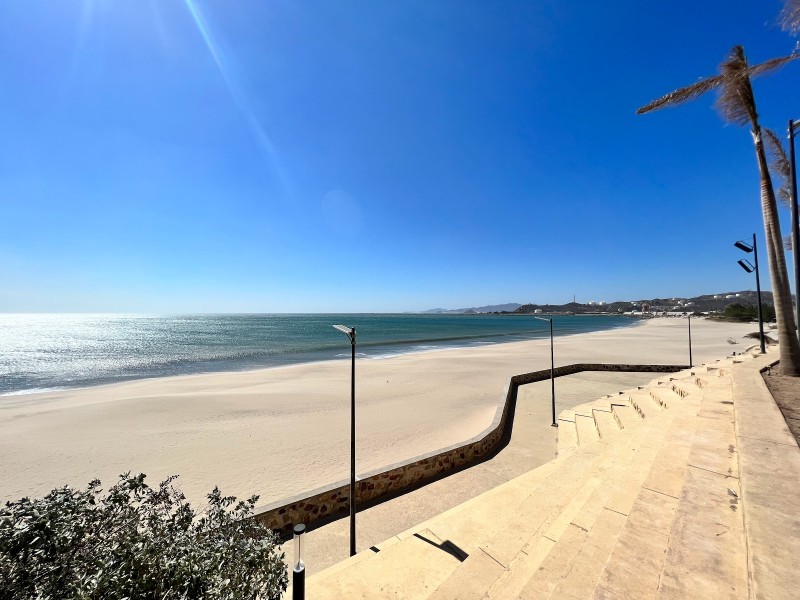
[0,318,757,509]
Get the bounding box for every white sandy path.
[0,317,756,509]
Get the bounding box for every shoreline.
[0,314,638,399]
[0,318,755,511]
[0,315,643,400]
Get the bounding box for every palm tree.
[637,46,800,376]
[763,129,795,252]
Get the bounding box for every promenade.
[290,349,800,598]
[278,370,660,573]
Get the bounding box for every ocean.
[0,313,635,395]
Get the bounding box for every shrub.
[722,303,776,322]
[0,473,288,599]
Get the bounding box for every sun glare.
[182,0,288,192]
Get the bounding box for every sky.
[1,1,800,313]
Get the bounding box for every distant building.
[598,301,607,306]
[534,309,542,314]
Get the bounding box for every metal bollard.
[292,524,305,600]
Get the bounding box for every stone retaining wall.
[253,363,687,535]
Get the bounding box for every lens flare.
[182,0,288,192]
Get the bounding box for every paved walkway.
[279,371,659,575]
[297,350,800,599]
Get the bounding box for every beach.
[0,317,756,510]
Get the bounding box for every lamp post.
[534,316,557,427]
[787,119,800,345]
[333,324,357,557]
[687,314,693,368]
[734,235,765,354]
[292,523,306,600]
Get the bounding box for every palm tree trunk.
[752,126,800,375]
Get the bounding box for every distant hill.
[422,303,522,314]
[513,291,782,315]
[421,292,791,317]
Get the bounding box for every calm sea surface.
[0,314,636,395]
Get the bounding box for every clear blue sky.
[1,1,799,312]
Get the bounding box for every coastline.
[0,317,756,511]
[0,313,637,397]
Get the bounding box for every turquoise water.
[0,313,635,395]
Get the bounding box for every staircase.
[301,355,772,599]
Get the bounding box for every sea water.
[0,313,635,395]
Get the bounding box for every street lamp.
[292,523,306,600]
[332,324,357,557]
[687,314,693,367]
[534,316,557,427]
[734,235,765,354]
[787,119,800,345]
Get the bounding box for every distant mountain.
[420,292,788,316]
[422,303,522,314]
[513,291,785,315]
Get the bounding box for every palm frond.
[715,46,757,126]
[786,234,794,251]
[780,0,800,34]
[636,74,724,114]
[764,128,792,209]
[745,53,798,78]
[764,128,790,178]
[637,47,797,122]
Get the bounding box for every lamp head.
[734,240,753,253]
[333,324,355,341]
[738,259,755,273]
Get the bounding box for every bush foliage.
[722,302,776,322]
[0,473,287,599]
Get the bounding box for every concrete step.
[488,412,659,600]
[427,439,614,599]
[305,460,561,598]
[575,411,600,446]
[655,468,746,599]
[392,460,564,552]
[627,390,662,418]
[590,488,679,600]
[590,407,700,599]
[649,385,683,408]
[542,413,680,600]
[592,408,621,441]
[494,408,673,600]
[556,411,578,457]
[611,403,639,430]
[485,473,609,600]
[417,460,562,556]
[655,384,747,599]
[670,378,706,398]
[306,530,462,599]
[306,357,764,600]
